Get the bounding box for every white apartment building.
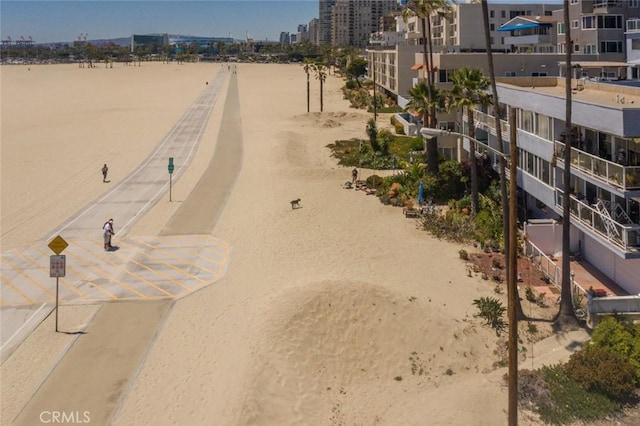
[457,78,640,293]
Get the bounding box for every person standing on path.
[103,218,115,250]
[351,168,358,184]
[102,164,109,182]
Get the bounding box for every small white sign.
[50,255,66,278]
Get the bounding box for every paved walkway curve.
[10,67,244,425]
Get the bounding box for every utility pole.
[373,51,377,121]
[508,106,519,425]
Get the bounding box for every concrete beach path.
[10,68,243,425]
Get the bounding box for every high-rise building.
[308,18,320,45]
[319,0,337,45]
[331,0,400,47]
[279,32,290,45]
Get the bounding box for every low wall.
[393,113,419,136]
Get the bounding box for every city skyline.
[1,1,319,44]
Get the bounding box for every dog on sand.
[290,198,301,209]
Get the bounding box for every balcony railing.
[594,0,622,7]
[504,34,552,45]
[554,141,640,190]
[555,189,640,252]
[471,110,510,140]
[627,19,640,33]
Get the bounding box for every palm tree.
[216,41,225,59]
[481,0,523,320]
[449,67,491,216]
[402,0,456,172]
[406,82,447,172]
[303,59,313,113]
[557,0,580,330]
[311,63,328,112]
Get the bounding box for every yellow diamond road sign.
[48,235,68,255]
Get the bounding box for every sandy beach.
[1,61,562,425]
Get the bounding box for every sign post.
[48,235,68,332]
[168,157,174,202]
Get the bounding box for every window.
[631,0,640,7]
[574,44,580,52]
[557,22,566,34]
[633,39,640,50]
[490,23,495,31]
[490,10,495,18]
[570,0,578,4]
[438,69,454,82]
[600,40,623,53]
[536,114,551,139]
[521,110,534,133]
[504,71,516,77]
[572,20,579,29]
[584,44,596,54]
[558,43,566,53]
[501,10,506,18]
[583,16,596,29]
[532,72,548,77]
[598,15,623,29]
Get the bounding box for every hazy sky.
[1,0,565,44]
[1,0,319,43]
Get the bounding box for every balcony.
[555,189,640,254]
[504,34,551,46]
[627,19,640,33]
[554,141,640,190]
[471,110,510,140]
[593,0,623,12]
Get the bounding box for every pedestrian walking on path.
[103,218,115,250]
[102,164,109,182]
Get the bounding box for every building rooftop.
[496,77,640,110]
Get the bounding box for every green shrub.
[394,122,405,135]
[535,364,620,424]
[472,296,506,333]
[366,174,383,190]
[565,346,637,402]
[459,249,469,260]
[345,79,358,90]
[590,315,640,379]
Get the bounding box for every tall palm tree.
[449,67,491,216]
[303,59,313,113]
[312,63,328,112]
[402,1,456,173]
[406,82,447,169]
[480,0,523,320]
[557,0,580,330]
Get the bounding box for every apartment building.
[553,0,640,60]
[318,0,336,45]
[331,0,400,47]
[456,78,640,293]
[404,2,561,53]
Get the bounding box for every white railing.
[523,238,562,290]
[555,189,640,252]
[471,110,510,139]
[554,141,640,190]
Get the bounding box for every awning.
[498,23,544,32]
[410,63,437,71]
